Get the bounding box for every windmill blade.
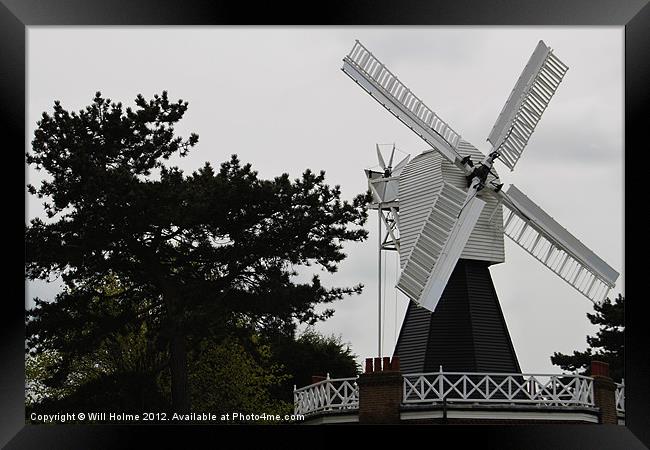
[342,41,469,172]
[376,144,386,170]
[496,185,618,304]
[397,183,485,313]
[391,154,411,177]
[388,144,396,169]
[487,41,569,171]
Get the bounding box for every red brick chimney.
[311,375,327,384]
[591,360,618,424]
[357,356,402,424]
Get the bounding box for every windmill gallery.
[293,40,623,425]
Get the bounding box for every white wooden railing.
[292,371,627,416]
[615,380,625,414]
[403,371,594,408]
[293,376,358,416]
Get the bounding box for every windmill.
[344,40,620,373]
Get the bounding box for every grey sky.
[26,27,623,376]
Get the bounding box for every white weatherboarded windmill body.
[341,40,620,372]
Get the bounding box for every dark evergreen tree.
[550,294,624,382]
[26,92,371,412]
[267,328,359,402]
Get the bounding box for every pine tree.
[26,92,371,412]
[550,294,624,382]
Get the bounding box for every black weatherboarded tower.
[394,259,521,374]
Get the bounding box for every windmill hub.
[466,152,500,190]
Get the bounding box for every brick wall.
[357,356,402,424]
[591,361,617,425]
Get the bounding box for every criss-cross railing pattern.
[403,371,594,407]
[294,377,358,416]
[615,381,625,414]
[292,371,625,416]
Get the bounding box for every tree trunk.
[161,284,190,412]
[144,250,192,413]
[169,331,190,412]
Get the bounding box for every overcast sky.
[26,27,623,376]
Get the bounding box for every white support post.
[378,205,382,358]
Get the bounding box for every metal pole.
[378,205,382,358]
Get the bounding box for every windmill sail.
[392,154,411,177]
[397,183,485,312]
[497,185,618,303]
[488,41,568,171]
[342,41,465,168]
[376,144,387,170]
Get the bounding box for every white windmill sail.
[397,182,485,312]
[342,41,465,168]
[496,185,619,303]
[398,147,505,271]
[488,41,569,171]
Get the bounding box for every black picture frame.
[3,0,645,447]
